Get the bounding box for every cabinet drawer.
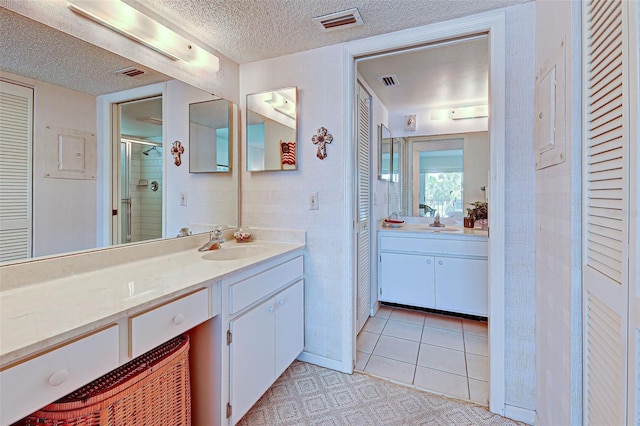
[0,326,119,425]
[380,236,487,257]
[129,288,209,358]
[230,256,303,314]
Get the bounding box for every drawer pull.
[172,314,186,325]
[48,369,69,386]
[278,299,285,306]
[268,306,275,313]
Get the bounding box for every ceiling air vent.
[114,66,149,79]
[313,8,363,32]
[377,74,399,87]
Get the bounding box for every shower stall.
[120,139,163,244]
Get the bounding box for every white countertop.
[379,223,488,239]
[0,240,304,368]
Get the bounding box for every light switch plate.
[309,192,319,210]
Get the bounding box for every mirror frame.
[189,99,233,173]
[246,87,298,172]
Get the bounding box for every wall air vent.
[377,74,399,87]
[313,8,363,32]
[114,66,149,79]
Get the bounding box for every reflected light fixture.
[67,0,219,70]
[264,92,296,119]
[430,105,488,120]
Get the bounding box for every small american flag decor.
[281,141,296,166]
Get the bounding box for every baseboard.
[504,405,535,425]
[297,351,349,373]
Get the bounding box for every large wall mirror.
[189,99,232,173]
[391,132,488,222]
[0,7,239,263]
[246,87,297,171]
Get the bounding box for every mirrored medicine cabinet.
[246,87,297,171]
[189,99,234,173]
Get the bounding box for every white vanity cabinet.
[378,233,488,317]
[224,254,304,425]
[379,252,435,308]
[229,280,303,424]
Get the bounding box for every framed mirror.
[189,99,232,173]
[246,87,297,171]
[378,124,392,180]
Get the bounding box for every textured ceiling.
[132,0,530,64]
[357,36,489,111]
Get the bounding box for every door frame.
[96,83,166,248]
[342,10,507,415]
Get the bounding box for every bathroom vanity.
[0,230,305,426]
[378,224,488,317]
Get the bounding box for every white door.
[627,1,639,423]
[582,0,631,423]
[0,81,32,262]
[230,299,275,424]
[355,83,372,333]
[274,281,304,377]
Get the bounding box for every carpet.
[237,361,525,425]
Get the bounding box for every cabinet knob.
[278,299,285,306]
[48,369,69,386]
[172,313,185,325]
[426,259,431,264]
[268,306,275,313]
[438,260,444,266]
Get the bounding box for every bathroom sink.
[201,245,265,261]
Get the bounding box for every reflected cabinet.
[246,87,297,171]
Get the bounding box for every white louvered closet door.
[582,0,631,424]
[0,81,32,262]
[356,83,372,333]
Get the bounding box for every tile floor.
[356,305,489,405]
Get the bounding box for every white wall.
[240,44,346,364]
[1,71,99,257]
[534,1,583,424]
[165,80,239,235]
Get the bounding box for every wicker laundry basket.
[24,334,191,426]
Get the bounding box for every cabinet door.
[380,253,435,308]
[435,257,488,316]
[275,280,304,377]
[230,298,276,424]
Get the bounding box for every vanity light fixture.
[67,0,219,70]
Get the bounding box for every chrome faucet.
[198,228,225,251]
[429,213,445,227]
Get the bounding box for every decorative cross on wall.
[311,127,333,160]
[171,141,184,166]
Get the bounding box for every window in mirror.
[378,124,392,180]
[246,87,297,171]
[411,139,464,219]
[189,99,232,173]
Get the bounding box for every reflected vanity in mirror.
[0,7,239,263]
[246,87,297,171]
[189,99,232,173]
